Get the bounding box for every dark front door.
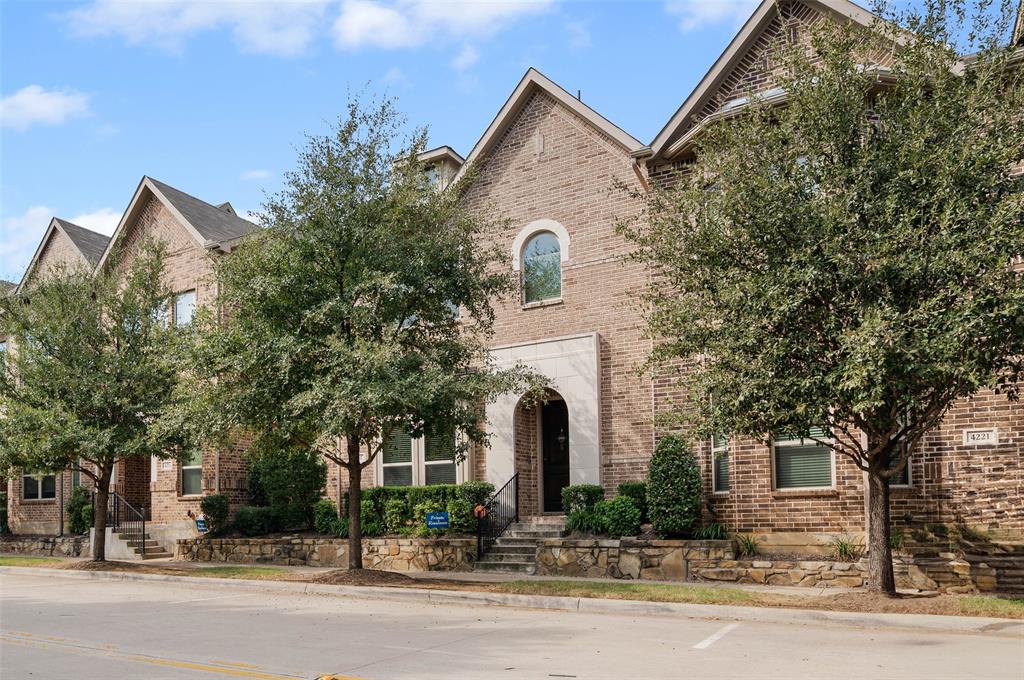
[542,399,570,512]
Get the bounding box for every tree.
[0,245,192,560]
[625,0,1024,593]
[177,97,542,569]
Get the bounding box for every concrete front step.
[474,560,535,574]
[489,544,536,555]
[138,551,173,560]
[505,530,564,539]
[481,551,537,563]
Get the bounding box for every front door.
[541,399,570,512]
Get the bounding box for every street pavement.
[1,571,1022,680]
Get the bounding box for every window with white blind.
[380,429,460,487]
[711,434,730,493]
[773,428,834,489]
[174,290,196,326]
[181,449,202,496]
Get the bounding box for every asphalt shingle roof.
[54,219,112,266]
[148,177,256,245]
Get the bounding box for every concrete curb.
[3,566,1022,637]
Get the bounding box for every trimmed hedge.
[617,482,648,524]
[248,447,327,530]
[200,494,230,535]
[235,506,283,536]
[647,435,703,538]
[357,481,493,537]
[561,484,604,514]
[596,496,642,539]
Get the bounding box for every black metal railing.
[476,473,518,560]
[102,491,147,557]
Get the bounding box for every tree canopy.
[0,244,192,559]
[625,0,1024,592]
[176,97,543,568]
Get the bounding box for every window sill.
[712,490,730,496]
[772,488,838,499]
[178,494,203,500]
[19,498,56,504]
[522,298,563,310]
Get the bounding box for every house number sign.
[962,428,998,446]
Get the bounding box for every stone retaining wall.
[536,539,734,580]
[535,539,985,593]
[0,535,90,557]
[176,536,477,571]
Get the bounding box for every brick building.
[5,0,1020,552]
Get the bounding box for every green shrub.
[247,446,327,529]
[383,497,410,534]
[66,486,94,535]
[413,500,445,538]
[695,522,729,540]
[457,481,495,507]
[360,498,383,537]
[889,529,905,551]
[617,482,648,523]
[561,484,605,514]
[734,533,760,557]
[596,496,642,539]
[446,498,475,534]
[647,435,702,538]
[314,499,347,536]
[234,506,282,536]
[830,535,862,561]
[0,491,8,534]
[200,494,230,535]
[566,508,606,535]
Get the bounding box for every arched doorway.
[540,394,570,512]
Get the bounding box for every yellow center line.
[1,631,365,680]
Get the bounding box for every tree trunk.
[866,460,896,595]
[346,436,363,570]
[92,465,113,562]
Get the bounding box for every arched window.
[522,231,561,303]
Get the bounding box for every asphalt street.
[1,571,1022,680]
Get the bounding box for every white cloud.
[0,206,121,281]
[66,0,330,56]
[0,206,54,280]
[333,0,555,50]
[68,208,120,235]
[451,45,479,71]
[240,169,272,181]
[382,66,409,87]
[665,0,759,32]
[566,20,591,50]
[0,85,90,132]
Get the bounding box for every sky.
[0,0,767,282]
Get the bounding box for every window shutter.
[713,451,730,492]
[775,443,832,488]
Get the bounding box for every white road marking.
[692,623,740,650]
[167,593,251,605]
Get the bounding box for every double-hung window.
[181,449,202,496]
[381,429,459,487]
[773,427,833,489]
[711,434,730,493]
[174,290,196,326]
[22,472,56,500]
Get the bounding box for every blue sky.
[0,0,764,281]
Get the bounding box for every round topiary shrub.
[200,494,230,535]
[66,486,94,535]
[647,435,702,538]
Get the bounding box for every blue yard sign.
[195,517,208,533]
[425,511,450,529]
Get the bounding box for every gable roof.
[452,68,644,185]
[15,217,112,292]
[54,218,112,266]
[96,176,257,271]
[647,0,879,163]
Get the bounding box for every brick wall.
[460,89,654,512]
